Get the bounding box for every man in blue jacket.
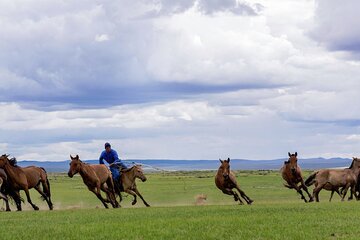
[99,142,127,191]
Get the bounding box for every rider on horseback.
[99,142,127,192]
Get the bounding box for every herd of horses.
[0,154,149,211]
[215,153,360,204]
[0,152,359,211]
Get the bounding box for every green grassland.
[1,170,360,239]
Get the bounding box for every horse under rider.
[99,142,127,191]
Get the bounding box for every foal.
[215,158,253,205]
[116,165,150,207]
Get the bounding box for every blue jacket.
[99,149,127,169]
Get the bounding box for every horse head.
[349,157,360,170]
[68,154,81,178]
[133,165,147,182]
[219,158,231,180]
[288,152,298,175]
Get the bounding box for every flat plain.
[1,170,360,239]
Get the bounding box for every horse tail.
[40,167,51,198]
[305,171,318,186]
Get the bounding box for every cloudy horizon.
[1,0,360,161]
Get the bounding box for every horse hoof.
[34,207,39,211]
[132,201,136,205]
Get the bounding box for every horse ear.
[227,158,230,162]
[288,152,291,157]
[76,155,79,159]
[70,154,73,160]
[295,152,297,157]
[219,159,223,163]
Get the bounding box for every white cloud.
[310,0,360,55]
[0,101,219,130]
[95,34,109,42]
[1,0,360,161]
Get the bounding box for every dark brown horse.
[305,157,360,202]
[0,154,53,211]
[281,152,313,202]
[0,168,10,211]
[114,164,150,207]
[68,155,119,209]
[215,158,253,205]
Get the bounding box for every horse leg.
[4,194,11,211]
[300,180,313,202]
[133,187,150,207]
[0,192,9,211]
[235,185,253,205]
[292,184,307,203]
[12,190,22,211]
[330,188,342,202]
[34,185,53,210]
[125,189,138,205]
[348,184,356,201]
[24,188,39,210]
[348,189,353,200]
[41,178,53,210]
[99,185,112,203]
[100,184,119,208]
[222,188,244,204]
[105,178,120,208]
[341,184,350,201]
[329,190,335,202]
[312,184,325,202]
[89,187,108,209]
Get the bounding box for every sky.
[1,0,360,161]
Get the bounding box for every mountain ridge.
[15,157,352,172]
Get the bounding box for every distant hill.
[16,157,352,173]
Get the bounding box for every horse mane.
[121,165,136,173]
[8,157,18,167]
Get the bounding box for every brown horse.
[0,154,53,211]
[281,152,313,202]
[215,158,253,205]
[68,155,119,208]
[114,164,150,207]
[305,157,360,202]
[0,168,10,211]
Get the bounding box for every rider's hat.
[104,142,111,149]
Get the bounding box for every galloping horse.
[0,154,53,211]
[281,152,313,202]
[0,168,10,211]
[68,155,119,208]
[215,158,253,205]
[305,157,360,202]
[114,164,150,207]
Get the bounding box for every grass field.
[1,170,360,239]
